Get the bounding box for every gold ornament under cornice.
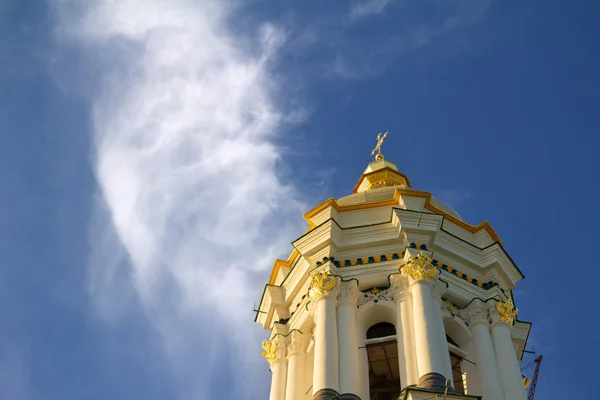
[353,167,412,193]
[308,271,337,300]
[402,253,439,281]
[371,131,388,161]
[261,340,278,364]
[523,376,531,388]
[496,299,518,325]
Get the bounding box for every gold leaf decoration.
[308,271,337,300]
[261,340,278,364]
[402,253,438,281]
[496,299,518,325]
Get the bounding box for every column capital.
[337,280,360,306]
[490,299,518,327]
[262,335,287,366]
[308,271,339,302]
[401,253,439,283]
[287,330,307,357]
[430,278,447,299]
[462,300,491,327]
[389,274,410,301]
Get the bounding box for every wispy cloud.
[333,0,492,79]
[54,0,306,397]
[437,188,472,209]
[349,0,392,21]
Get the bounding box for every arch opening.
[446,333,466,394]
[366,322,400,400]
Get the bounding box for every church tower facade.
[255,138,531,400]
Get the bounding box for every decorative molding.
[358,287,394,307]
[443,299,456,316]
[402,253,439,282]
[302,189,503,245]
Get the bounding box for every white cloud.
[349,0,392,21]
[54,0,306,398]
[437,188,472,208]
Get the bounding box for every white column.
[390,275,418,388]
[309,273,339,395]
[263,336,288,400]
[490,302,527,400]
[285,331,306,400]
[430,280,454,386]
[401,253,453,388]
[409,279,453,384]
[460,339,481,395]
[336,281,361,396]
[357,334,370,400]
[464,300,504,400]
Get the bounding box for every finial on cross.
[371,131,388,161]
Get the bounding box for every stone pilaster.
[390,274,418,388]
[490,300,527,400]
[463,300,504,400]
[401,252,454,391]
[285,331,307,400]
[309,271,340,395]
[336,280,361,397]
[262,335,288,400]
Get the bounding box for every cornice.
[302,189,502,245]
[267,189,505,284]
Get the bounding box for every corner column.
[336,280,361,397]
[490,300,527,400]
[402,253,453,390]
[463,300,504,400]
[285,331,307,400]
[390,274,418,388]
[309,271,340,398]
[262,336,288,400]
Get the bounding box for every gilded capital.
[308,271,338,301]
[495,299,518,325]
[261,337,285,365]
[402,253,439,282]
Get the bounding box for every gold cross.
[371,131,388,160]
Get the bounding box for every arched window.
[366,322,400,400]
[367,322,396,339]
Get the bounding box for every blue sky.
[1,0,598,399]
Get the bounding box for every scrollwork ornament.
[402,253,439,282]
[358,287,394,307]
[443,300,456,315]
[308,271,338,301]
[496,299,518,325]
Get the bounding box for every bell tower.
[255,134,531,400]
